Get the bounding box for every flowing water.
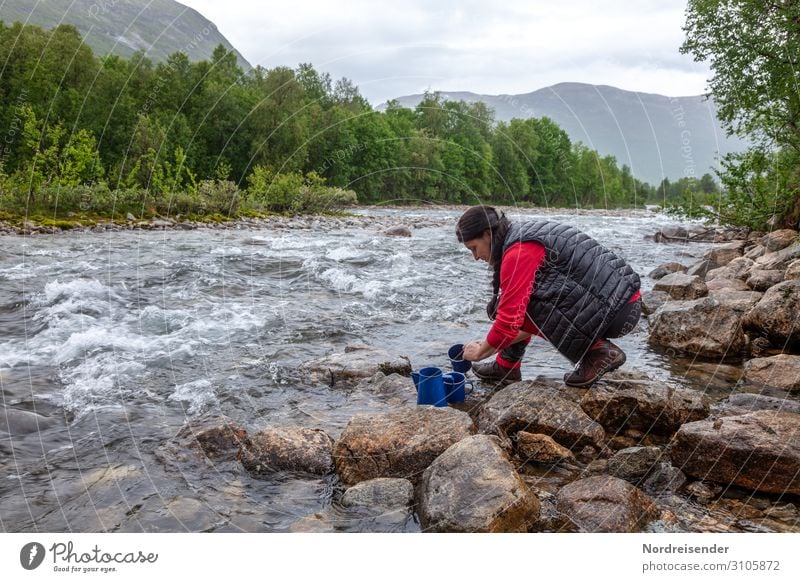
[0,207,792,532]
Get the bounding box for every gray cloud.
[180,0,709,104]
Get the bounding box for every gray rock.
[476,380,605,450]
[648,262,686,280]
[754,241,800,270]
[239,426,334,475]
[417,434,540,532]
[703,241,747,268]
[607,446,663,482]
[580,378,710,435]
[744,245,767,260]
[743,354,800,392]
[515,431,575,464]
[706,277,751,292]
[686,259,714,279]
[641,290,670,316]
[341,478,414,509]
[300,344,412,385]
[556,475,659,532]
[382,225,412,237]
[653,273,708,300]
[685,481,720,504]
[648,296,747,358]
[332,407,474,485]
[654,225,688,242]
[743,280,800,347]
[760,229,798,252]
[166,414,249,462]
[720,392,800,416]
[784,259,800,280]
[746,269,784,292]
[641,462,687,496]
[670,410,800,495]
[706,289,763,311]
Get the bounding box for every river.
[0,207,792,532]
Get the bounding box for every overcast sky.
[178,0,710,106]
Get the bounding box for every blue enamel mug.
[448,343,472,374]
[415,367,448,407]
[443,371,475,404]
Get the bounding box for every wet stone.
[332,407,474,485]
[607,446,663,482]
[556,475,660,533]
[239,426,334,475]
[417,434,541,533]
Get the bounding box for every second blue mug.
[443,371,474,404]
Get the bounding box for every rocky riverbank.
[155,333,798,533]
[0,211,451,236]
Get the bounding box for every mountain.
[0,0,251,70]
[381,83,749,185]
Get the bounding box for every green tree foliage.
[681,0,800,229]
[0,21,657,219]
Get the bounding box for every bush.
[197,179,240,215]
[245,166,357,213]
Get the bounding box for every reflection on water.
[0,208,794,532]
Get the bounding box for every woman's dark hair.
[456,205,511,320]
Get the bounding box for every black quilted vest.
[501,220,640,363]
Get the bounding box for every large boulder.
[670,410,800,495]
[754,241,800,270]
[239,426,334,475]
[341,478,414,509]
[417,434,540,532]
[580,378,710,435]
[332,407,474,485]
[761,229,798,252]
[476,380,605,449]
[746,269,784,292]
[556,475,659,532]
[743,354,800,392]
[300,344,412,386]
[706,257,754,281]
[703,241,747,268]
[648,262,686,280]
[653,273,707,300]
[648,296,747,358]
[743,280,800,347]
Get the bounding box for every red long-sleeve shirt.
[485,242,640,351]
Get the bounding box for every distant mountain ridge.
[0,0,251,69]
[382,83,748,185]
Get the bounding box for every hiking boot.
[472,360,522,386]
[563,340,626,387]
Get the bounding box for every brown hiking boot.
[563,340,626,387]
[472,360,522,386]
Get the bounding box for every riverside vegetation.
[0,22,724,229]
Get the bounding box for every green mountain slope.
[0,0,251,69]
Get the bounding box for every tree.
[681,0,800,228]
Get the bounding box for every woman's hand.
[463,339,496,361]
